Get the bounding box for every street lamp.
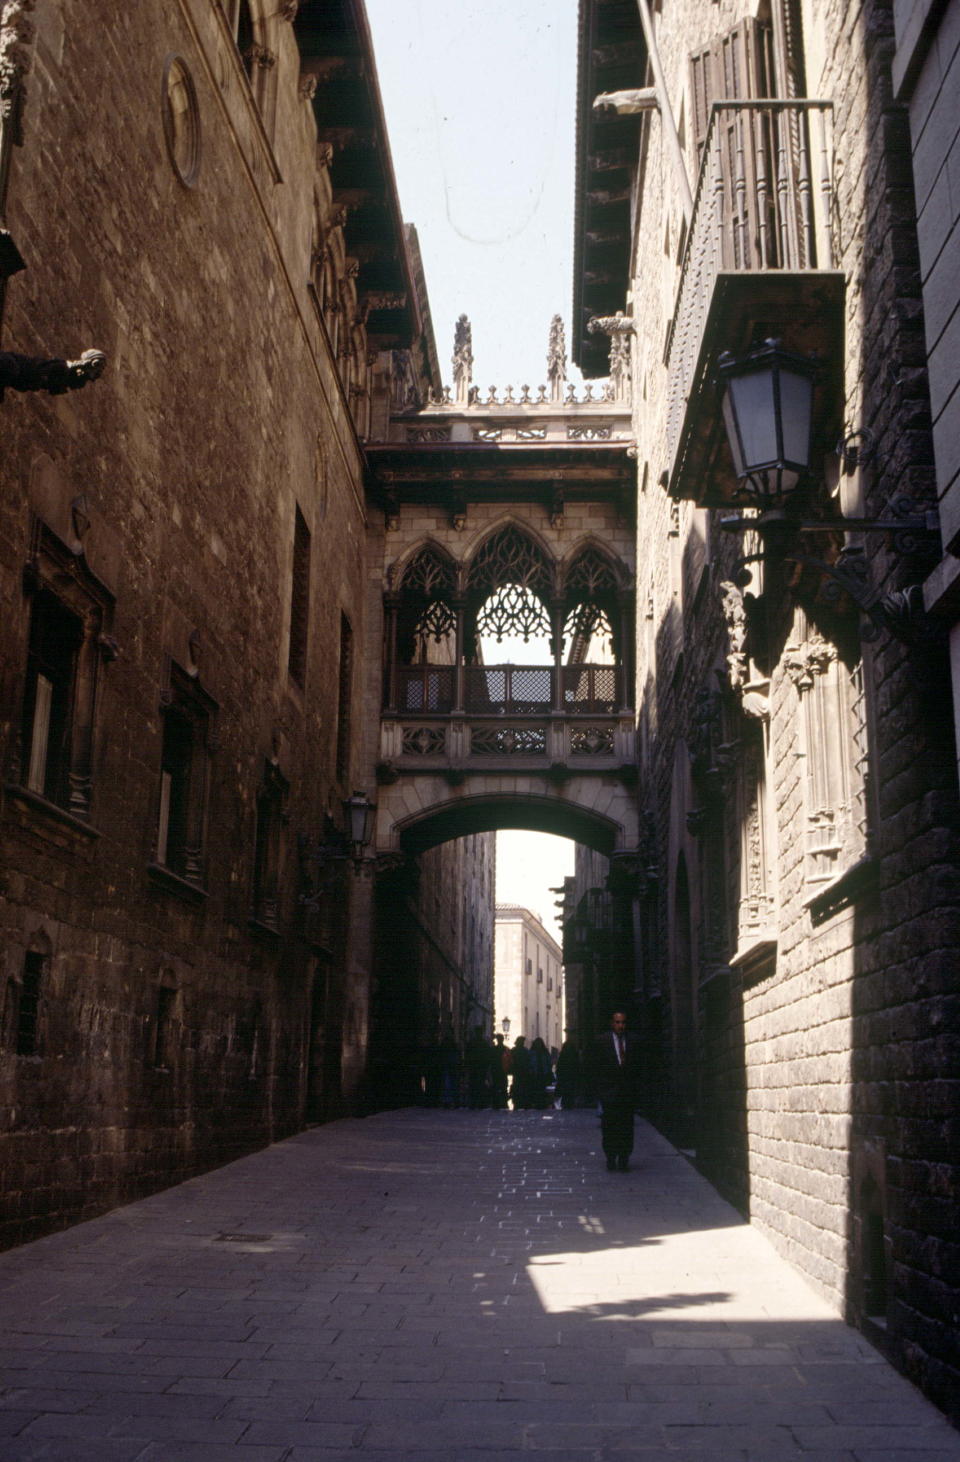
[501,1016,511,1034]
[343,790,376,865]
[716,341,939,644]
[718,339,817,508]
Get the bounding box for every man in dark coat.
[591,1010,640,1170]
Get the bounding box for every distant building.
[494,905,563,1053]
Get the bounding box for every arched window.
[397,547,457,665]
[562,547,621,662]
[466,526,552,648]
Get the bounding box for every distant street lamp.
[501,1016,511,1034]
[343,790,376,865]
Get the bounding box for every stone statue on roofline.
[587,311,633,404]
[547,314,567,403]
[452,313,473,404]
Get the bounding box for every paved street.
[0,1109,957,1461]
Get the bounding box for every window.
[162,55,201,187]
[154,667,215,886]
[8,950,45,1056]
[151,983,178,1069]
[335,613,353,783]
[222,0,256,76]
[537,966,543,985]
[288,506,311,687]
[18,521,113,820]
[252,761,287,928]
[23,590,81,804]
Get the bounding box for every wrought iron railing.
[560,664,620,715]
[391,664,624,717]
[665,99,835,476]
[465,665,553,714]
[395,666,455,713]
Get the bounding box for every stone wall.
[0,0,494,1248]
[621,0,960,1413]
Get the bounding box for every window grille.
[253,763,287,928]
[288,507,311,687]
[155,669,214,885]
[15,951,44,1057]
[19,524,112,819]
[152,985,177,1069]
[335,613,353,783]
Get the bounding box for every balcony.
[392,664,626,718]
[383,663,633,776]
[665,100,845,506]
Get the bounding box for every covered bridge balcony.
[379,528,636,781]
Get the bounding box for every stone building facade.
[574,0,960,1416]
[0,0,493,1248]
[493,904,563,1054]
[369,831,495,1108]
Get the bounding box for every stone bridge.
[365,316,638,858]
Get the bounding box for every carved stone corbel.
[784,633,837,691]
[719,580,749,691]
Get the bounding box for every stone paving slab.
[0,1108,957,1460]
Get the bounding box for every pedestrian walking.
[465,1027,491,1108]
[509,1035,530,1109]
[490,1032,510,1109]
[555,1037,580,1109]
[527,1036,553,1108]
[590,1010,640,1170]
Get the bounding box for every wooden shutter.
[689,17,773,158]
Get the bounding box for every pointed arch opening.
[390,544,459,713]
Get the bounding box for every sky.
[365,0,585,391]
[366,0,581,930]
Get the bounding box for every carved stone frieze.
[0,0,36,142]
[719,580,749,690]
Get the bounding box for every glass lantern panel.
[779,369,814,468]
[728,370,779,470]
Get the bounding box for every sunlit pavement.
[0,1110,957,1461]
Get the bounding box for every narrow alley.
[0,1109,956,1462]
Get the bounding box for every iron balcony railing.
[393,664,624,717]
[665,99,836,478]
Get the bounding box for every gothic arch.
[389,538,459,594]
[560,539,629,663]
[393,792,624,856]
[461,515,556,581]
[463,521,554,650]
[558,535,630,593]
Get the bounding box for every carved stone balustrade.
[381,708,636,774]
